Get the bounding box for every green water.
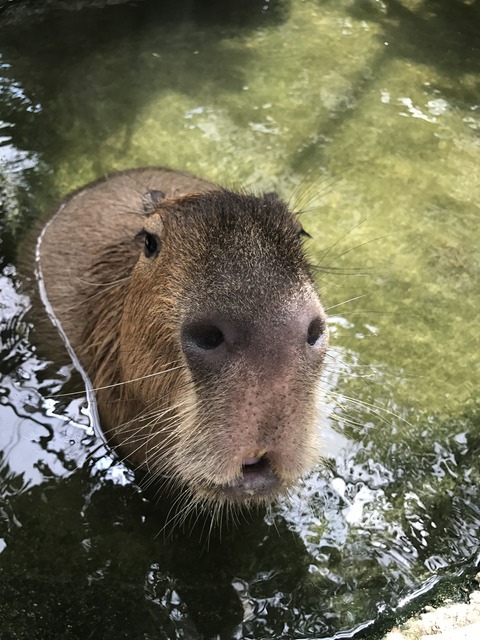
[1,0,479,638]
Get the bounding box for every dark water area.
[1,0,480,638]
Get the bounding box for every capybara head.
[107,188,328,511]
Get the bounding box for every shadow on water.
[350,0,480,74]
[353,0,480,112]
[292,0,480,173]
[0,0,290,27]
[0,452,316,639]
[0,0,289,166]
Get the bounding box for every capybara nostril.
[183,323,225,351]
[181,317,245,368]
[307,316,327,347]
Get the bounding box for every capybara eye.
[144,233,160,258]
[307,317,325,346]
[186,325,225,350]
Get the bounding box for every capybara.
[37,168,328,511]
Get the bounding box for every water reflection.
[0,271,91,487]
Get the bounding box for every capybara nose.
[181,303,327,370]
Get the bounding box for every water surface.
[0,0,479,638]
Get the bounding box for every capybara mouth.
[218,456,282,501]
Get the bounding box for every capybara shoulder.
[37,167,328,510]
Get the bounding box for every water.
[1,0,479,637]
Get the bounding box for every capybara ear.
[142,189,166,215]
[263,192,311,238]
[263,191,280,203]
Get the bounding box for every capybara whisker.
[292,173,344,215]
[325,294,371,312]
[48,364,188,400]
[324,389,412,430]
[91,365,188,394]
[37,167,329,519]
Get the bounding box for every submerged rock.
[384,585,480,640]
